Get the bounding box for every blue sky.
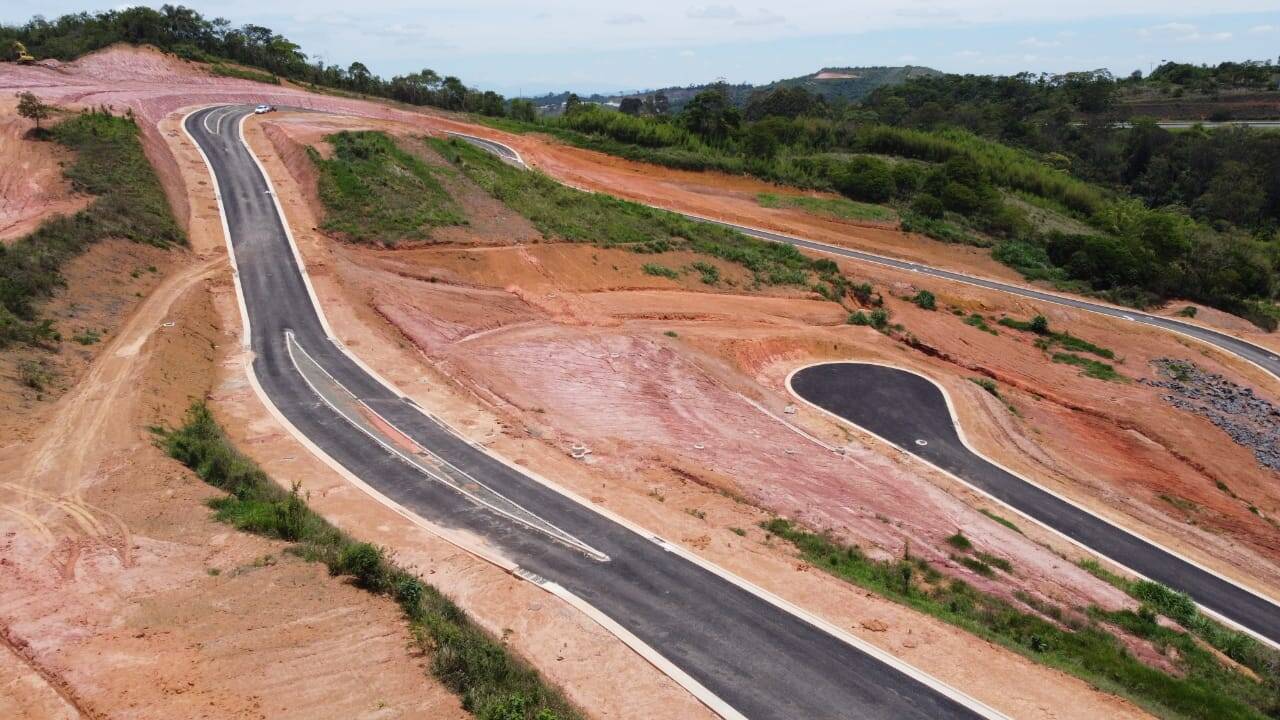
[5,2,1279,96]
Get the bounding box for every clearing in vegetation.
[159,402,579,720]
[764,518,1280,720]
[311,130,465,246]
[0,109,183,349]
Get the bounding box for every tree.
[741,122,779,159]
[618,97,642,116]
[680,88,740,142]
[744,86,823,120]
[347,61,371,92]
[15,92,51,133]
[564,93,583,115]
[509,99,537,122]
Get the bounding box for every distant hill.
[526,65,941,114]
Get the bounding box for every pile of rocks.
[1144,358,1280,471]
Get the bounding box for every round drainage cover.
[914,439,928,447]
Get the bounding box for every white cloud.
[897,53,919,63]
[735,9,785,26]
[1138,22,1231,42]
[679,49,697,57]
[606,13,645,25]
[687,4,739,20]
[1019,36,1062,48]
[1247,24,1275,33]
[955,49,982,58]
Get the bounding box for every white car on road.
[253,104,273,114]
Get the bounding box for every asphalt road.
[189,106,991,719]
[447,132,1280,385]
[790,363,1280,647]
[453,130,1280,644]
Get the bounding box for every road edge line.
[784,360,1280,651]
[191,106,756,720]
[445,131,1279,385]
[236,110,1008,720]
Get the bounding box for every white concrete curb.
[784,359,1280,651]
[446,131,1280,386]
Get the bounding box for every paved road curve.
[448,132,1280,384]
[790,363,1280,647]
[188,106,992,720]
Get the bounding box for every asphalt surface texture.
[447,132,1280,385]
[190,106,988,719]
[790,363,1280,647]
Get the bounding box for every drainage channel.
[284,330,610,561]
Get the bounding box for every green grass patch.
[158,402,579,720]
[763,517,1278,720]
[911,289,936,310]
[1052,352,1124,381]
[899,211,984,246]
[963,313,998,335]
[311,131,464,246]
[430,137,821,287]
[969,377,1000,397]
[642,263,679,279]
[999,316,1116,359]
[209,63,279,84]
[71,328,101,345]
[0,110,183,350]
[979,509,1022,534]
[689,261,720,285]
[756,192,896,222]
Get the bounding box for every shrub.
[835,156,894,203]
[869,307,890,330]
[946,532,973,551]
[910,193,945,219]
[848,311,870,326]
[335,542,387,590]
[1029,315,1050,334]
[642,263,679,279]
[912,290,936,310]
[689,261,719,284]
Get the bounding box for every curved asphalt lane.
[790,363,1280,647]
[447,133,1280,385]
[189,106,988,720]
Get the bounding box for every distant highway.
[447,132,1280,384]
[189,105,998,720]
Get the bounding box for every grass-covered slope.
[159,402,580,720]
[310,131,464,246]
[0,110,184,348]
[766,518,1280,720]
[429,136,826,288]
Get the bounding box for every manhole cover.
[914,439,928,447]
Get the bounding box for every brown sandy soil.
[0,99,91,243]
[0,265,467,718]
[243,113,1164,718]
[0,45,1260,716]
[264,111,1280,607]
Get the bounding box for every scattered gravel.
[1143,358,1280,471]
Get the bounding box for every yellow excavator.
[11,41,35,64]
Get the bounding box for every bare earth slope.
[2,43,1276,718]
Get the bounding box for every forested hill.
[527,66,941,114]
